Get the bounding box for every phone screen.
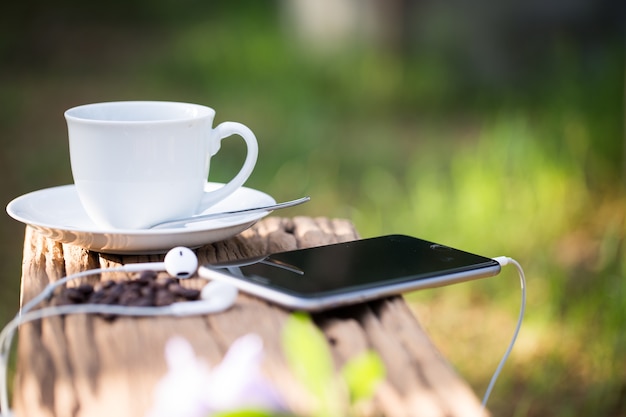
[205,235,500,299]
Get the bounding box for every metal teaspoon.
[150,196,311,229]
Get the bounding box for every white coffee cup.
[65,101,258,229]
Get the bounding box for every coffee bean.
[92,283,124,305]
[64,287,87,303]
[167,283,200,300]
[162,277,179,288]
[76,284,94,296]
[119,288,141,306]
[108,283,125,297]
[127,296,153,307]
[88,290,107,303]
[140,285,155,298]
[154,289,176,307]
[137,270,158,284]
[53,271,210,320]
[102,280,116,288]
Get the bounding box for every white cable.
[481,256,526,409]
[0,266,129,414]
[0,304,171,413]
[19,267,125,317]
[0,267,236,416]
[18,261,175,318]
[1,254,524,415]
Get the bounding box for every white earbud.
[163,246,199,278]
[121,246,198,278]
[169,281,238,316]
[202,280,239,306]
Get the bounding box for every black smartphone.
[198,235,501,312]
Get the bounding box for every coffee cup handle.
[200,121,259,208]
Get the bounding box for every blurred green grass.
[0,3,624,416]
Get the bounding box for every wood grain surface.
[12,216,487,417]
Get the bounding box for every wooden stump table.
[11,216,487,417]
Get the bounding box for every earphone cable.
[0,266,134,414]
[481,256,526,409]
[0,246,210,416]
[19,267,126,317]
[0,266,117,414]
[0,302,193,413]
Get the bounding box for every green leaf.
[341,351,386,403]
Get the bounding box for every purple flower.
[146,334,285,417]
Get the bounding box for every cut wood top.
[13,216,487,417]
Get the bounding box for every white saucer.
[6,183,276,254]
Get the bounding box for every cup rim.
[64,101,215,124]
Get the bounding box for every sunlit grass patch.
[344,109,623,416]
